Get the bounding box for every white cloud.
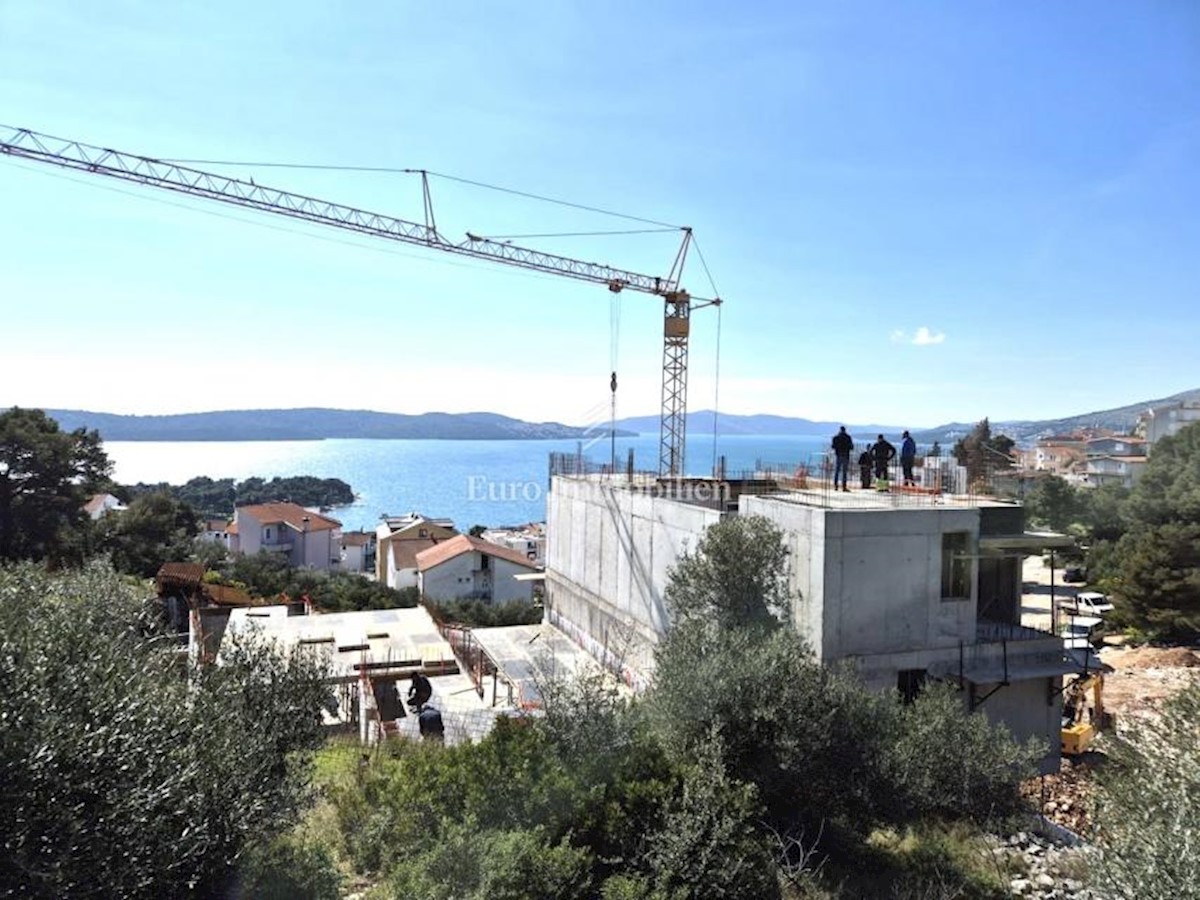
[891,326,947,346]
[911,326,946,346]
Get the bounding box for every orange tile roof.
[341,531,373,547]
[235,502,341,532]
[415,534,540,572]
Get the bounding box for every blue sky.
[1,2,1196,428]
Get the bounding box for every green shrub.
[425,597,542,627]
[879,684,1042,823]
[0,561,330,899]
[236,834,342,900]
[646,733,780,900]
[1092,680,1200,898]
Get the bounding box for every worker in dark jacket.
[418,704,445,743]
[871,434,896,481]
[407,672,432,712]
[858,448,873,489]
[830,426,854,492]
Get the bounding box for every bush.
[650,621,885,831]
[236,834,342,900]
[1092,680,1200,898]
[879,684,1042,823]
[425,597,542,627]
[646,734,780,900]
[0,561,330,899]
[217,551,416,611]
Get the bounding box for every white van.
[1062,591,1114,615]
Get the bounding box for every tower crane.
[0,125,720,476]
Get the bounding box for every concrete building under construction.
[545,463,1086,771]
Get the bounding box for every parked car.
[1061,591,1114,615]
[1063,566,1087,584]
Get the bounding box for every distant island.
[37,386,1199,444]
[126,475,355,519]
[43,408,637,442]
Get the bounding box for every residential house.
[340,530,377,574]
[230,502,342,570]
[1085,455,1147,489]
[545,470,1086,772]
[1030,436,1086,476]
[375,512,458,588]
[1084,436,1145,458]
[84,493,125,520]
[480,523,546,566]
[200,518,232,548]
[416,534,541,604]
[1141,399,1200,448]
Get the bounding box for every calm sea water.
[104,433,832,532]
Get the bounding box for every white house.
[376,512,458,588]
[84,493,125,520]
[416,534,541,604]
[1141,400,1200,449]
[481,523,546,566]
[200,518,232,547]
[340,530,377,574]
[231,502,342,571]
[1084,436,1145,458]
[1085,455,1147,489]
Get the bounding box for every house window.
[480,555,490,571]
[897,669,926,704]
[264,527,272,541]
[941,532,971,600]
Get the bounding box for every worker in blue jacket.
[900,431,917,486]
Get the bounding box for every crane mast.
[0,125,719,476]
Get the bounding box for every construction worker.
[831,426,854,492]
[418,704,445,743]
[407,671,432,712]
[858,447,873,489]
[871,434,896,484]
[900,430,917,486]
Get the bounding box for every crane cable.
[692,237,724,477]
[610,289,622,472]
[156,157,686,230]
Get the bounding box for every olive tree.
[0,562,331,899]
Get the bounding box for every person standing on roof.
[871,434,896,482]
[831,426,854,493]
[900,431,917,486]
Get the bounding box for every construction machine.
[1060,672,1113,756]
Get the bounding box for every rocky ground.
[983,830,1098,899]
[1008,623,1200,898]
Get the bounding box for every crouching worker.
[407,671,432,713]
[418,704,445,743]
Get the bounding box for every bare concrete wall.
[739,497,980,662]
[546,477,721,675]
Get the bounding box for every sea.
[104,433,833,532]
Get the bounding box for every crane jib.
[1,124,720,476]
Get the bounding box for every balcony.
[976,619,1055,643]
[262,540,293,553]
